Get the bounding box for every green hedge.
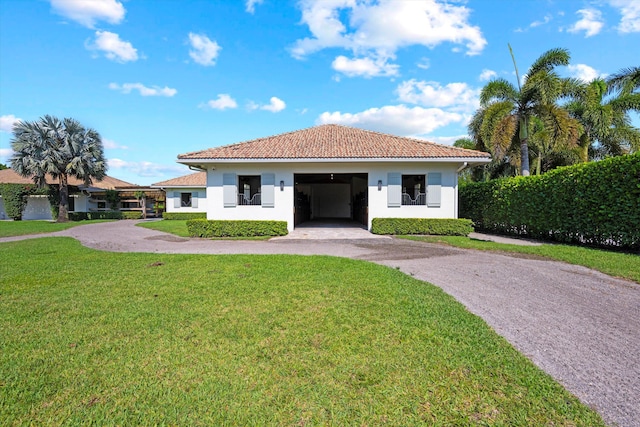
[459,153,640,250]
[69,211,123,221]
[371,218,474,236]
[162,212,207,220]
[186,219,288,238]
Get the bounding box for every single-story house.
[176,124,491,231]
[151,172,207,214]
[0,168,164,220]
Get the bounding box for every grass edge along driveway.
[0,237,605,426]
[0,219,112,238]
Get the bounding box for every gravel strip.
[2,220,638,426]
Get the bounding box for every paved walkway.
[2,220,639,426]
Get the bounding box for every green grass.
[401,235,640,283]
[137,219,272,240]
[0,219,111,238]
[0,237,605,426]
[137,219,191,237]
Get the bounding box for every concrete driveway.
[2,220,639,427]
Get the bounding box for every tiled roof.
[0,168,136,189]
[151,172,206,187]
[178,124,490,161]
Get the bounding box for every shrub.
[186,219,288,238]
[163,212,207,220]
[371,218,474,236]
[69,211,123,221]
[122,211,142,220]
[459,153,640,250]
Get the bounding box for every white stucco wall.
[22,195,53,220]
[165,188,207,213]
[0,196,7,219]
[204,161,461,231]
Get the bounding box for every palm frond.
[479,78,518,105]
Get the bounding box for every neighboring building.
[0,169,163,219]
[176,124,491,231]
[151,172,207,214]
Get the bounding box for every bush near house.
[371,218,474,236]
[162,212,207,220]
[187,219,288,237]
[459,153,640,251]
[69,211,124,221]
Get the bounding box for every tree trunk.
[519,117,530,176]
[141,197,146,219]
[578,134,590,162]
[57,174,69,222]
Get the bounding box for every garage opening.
[294,173,368,228]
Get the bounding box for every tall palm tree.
[565,75,640,161]
[607,66,640,95]
[473,45,580,176]
[10,115,107,222]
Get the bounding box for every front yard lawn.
[0,237,605,426]
[137,219,191,237]
[401,235,640,283]
[0,219,111,238]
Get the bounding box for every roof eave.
[177,157,491,165]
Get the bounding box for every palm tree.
[607,66,640,95]
[565,75,640,161]
[473,45,580,176]
[10,115,107,222]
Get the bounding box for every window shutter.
[192,192,198,208]
[427,173,441,207]
[223,173,237,208]
[173,192,180,209]
[387,173,401,207]
[261,173,275,208]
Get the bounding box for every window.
[238,175,261,205]
[181,192,192,207]
[402,175,426,205]
[68,196,75,212]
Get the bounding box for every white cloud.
[567,64,605,82]
[86,31,138,62]
[479,69,497,81]
[109,82,177,97]
[201,94,238,110]
[291,0,486,77]
[568,8,604,37]
[331,55,399,78]
[108,158,186,178]
[0,148,14,159]
[396,79,480,112]
[261,97,286,113]
[50,0,125,28]
[609,0,640,33]
[103,138,128,150]
[0,114,21,132]
[531,14,553,29]
[246,0,264,14]
[188,33,221,66]
[317,105,463,136]
[416,58,430,70]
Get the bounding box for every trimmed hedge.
[163,212,207,220]
[459,153,640,250]
[371,218,474,236]
[186,219,288,238]
[69,211,123,221]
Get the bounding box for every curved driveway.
[3,220,639,427]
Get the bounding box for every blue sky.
[1,0,638,185]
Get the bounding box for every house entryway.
[294,173,368,228]
[274,219,388,240]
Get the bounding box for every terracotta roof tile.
[178,124,490,160]
[151,172,206,187]
[0,168,136,189]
